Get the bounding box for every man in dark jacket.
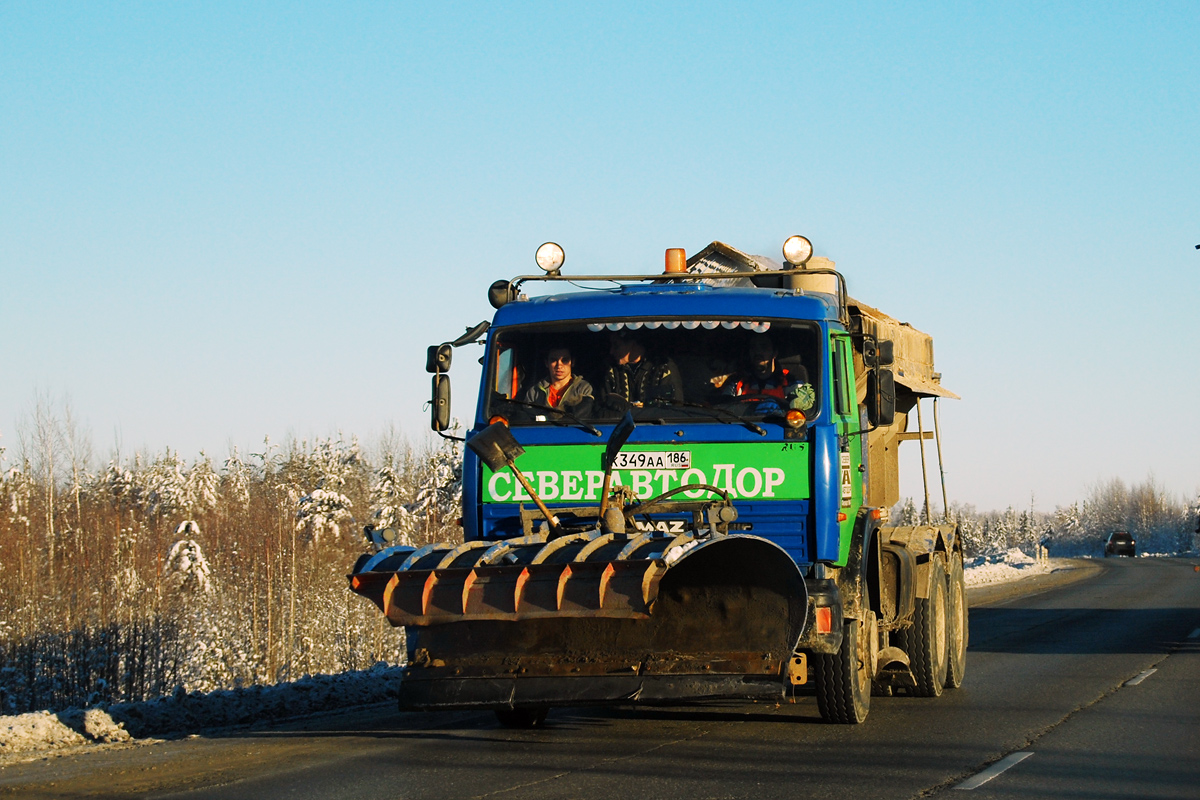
[523,347,594,417]
[599,332,683,413]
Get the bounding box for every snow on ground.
[963,547,1055,587]
[0,663,403,761]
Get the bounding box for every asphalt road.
[3,556,1197,800]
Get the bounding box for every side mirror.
[876,340,894,367]
[866,368,896,427]
[862,337,895,368]
[431,374,451,431]
[426,343,453,374]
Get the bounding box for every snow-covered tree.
[183,454,219,515]
[3,464,34,530]
[892,497,918,526]
[221,448,253,511]
[407,428,463,539]
[289,435,365,543]
[97,459,137,511]
[369,456,415,544]
[137,450,188,516]
[295,487,354,542]
[164,524,213,596]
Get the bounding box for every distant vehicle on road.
[1104,531,1136,557]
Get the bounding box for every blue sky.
[2,1,1197,511]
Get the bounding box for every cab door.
[830,332,863,564]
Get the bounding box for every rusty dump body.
[351,528,808,708]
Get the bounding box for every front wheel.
[899,554,949,697]
[495,708,550,728]
[816,609,874,724]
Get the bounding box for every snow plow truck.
[349,235,965,725]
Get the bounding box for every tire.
[495,708,549,728]
[945,550,968,689]
[816,605,874,724]
[899,554,948,697]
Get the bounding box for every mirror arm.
[450,320,490,348]
[844,421,879,439]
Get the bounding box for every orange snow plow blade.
[349,531,807,710]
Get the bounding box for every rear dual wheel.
[899,554,949,697]
[945,550,968,689]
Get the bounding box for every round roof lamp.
[535,242,565,275]
[782,235,814,267]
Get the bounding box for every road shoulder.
[968,558,1102,607]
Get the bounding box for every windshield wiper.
[497,397,602,437]
[652,399,767,436]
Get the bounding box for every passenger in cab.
[523,347,594,417]
[729,335,809,399]
[686,355,735,404]
[599,331,684,412]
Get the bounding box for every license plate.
[610,450,691,469]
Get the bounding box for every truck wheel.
[900,554,948,697]
[495,708,549,728]
[816,609,873,724]
[945,550,968,689]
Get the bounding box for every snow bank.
[963,547,1054,587]
[0,663,403,759]
[59,707,133,744]
[0,711,88,755]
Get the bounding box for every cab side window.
[493,346,518,398]
[832,337,851,418]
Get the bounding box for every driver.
[523,347,594,417]
[728,335,809,399]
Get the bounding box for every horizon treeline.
[1,400,463,715]
[894,478,1199,557]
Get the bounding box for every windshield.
[486,319,822,426]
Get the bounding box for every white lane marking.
[954,752,1034,790]
[1188,628,1200,639]
[1125,668,1157,686]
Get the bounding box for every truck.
[349,235,965,725]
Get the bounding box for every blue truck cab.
[463,279,861,570]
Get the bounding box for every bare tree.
[17,392,66,580]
